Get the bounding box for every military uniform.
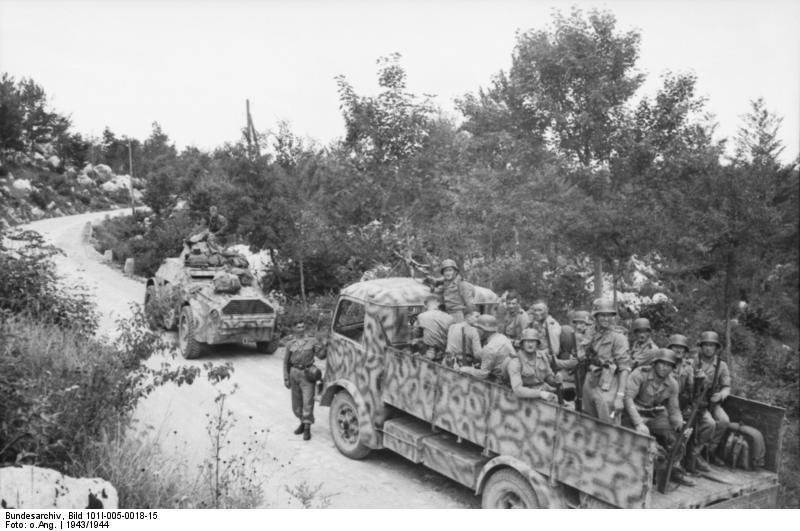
[436,275,475,322]
[445,320,482,367]
[529,315,561,358]
[414,309,454,360]
[675,359,695,411]
[694,355,732,453]
[581,325,632,422]
[507,349,558,399]
[630,337,659,369]
[283,335,326,429]
[500,309,530,342]
[460,332,514,383]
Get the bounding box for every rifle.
[658,350,722,493]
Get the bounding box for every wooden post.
[246,100,260,160]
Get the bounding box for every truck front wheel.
[329,391,371,460]
[482,468,541,509]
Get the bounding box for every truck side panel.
[722,395,785,472]
[383,348,654,508]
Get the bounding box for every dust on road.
[23,210,479,508]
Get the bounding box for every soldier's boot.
[670,467,696,487]
[303,424,311,441]
[694,455,711,472]
[293,423,305,435]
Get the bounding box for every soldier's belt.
[635,405,666,416]
[292,363,314,370]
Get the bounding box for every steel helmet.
[653,348,678,367]
[519,328,542,344]
[591,298,617,317]
[632,318,652,332]
[304,365,323,383]
[474,314,498,333]
[667,334,689,350]
[698,331,722,347]
[439,259,459,274]
[571,310,592,325]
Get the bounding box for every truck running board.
[382,416,490,489]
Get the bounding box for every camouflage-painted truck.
[320,278,785,508]
[144,242,281,359]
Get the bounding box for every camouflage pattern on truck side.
[382,348,656,508]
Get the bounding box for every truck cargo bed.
[647,465,777,508]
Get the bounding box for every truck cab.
[320,278,784,508]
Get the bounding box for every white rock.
[101,174,131,192]
[0,465,118,509]
[174,199,188,211]
[12,178,32,192]
[103,249,113,262]
[94,164,113,182]
[46,201,56,211]
[77,175,93,186]
[47,155,61,169]
[123,257,135,276]
[30,206,45,219]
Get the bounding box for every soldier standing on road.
[445,310,482,368]
[581,299,632,423]
[630,318,659,368]
[497,290,530,343]
[692,331,732,467]
[528,300,561,358]
[283,321,326,441]
[623,348,695,487]
[412,295,454,362]
[459,315,514,383]
[435,259,475,323]
[507,328,560,402]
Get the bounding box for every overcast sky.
[1,0,798,162]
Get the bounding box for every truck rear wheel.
[329,391,371,460]
[482,468,541,509]
[255,337,279,355]
[178,306,206,359]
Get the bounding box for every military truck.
[144,241,281,359]
[319,277,785,508]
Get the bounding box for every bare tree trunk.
[594,258,604,299]
[299,258,307,308]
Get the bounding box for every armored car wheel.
[482,469,541,509]
[178,306,206,359]
[256,337,279,355]
[329,391,371,460]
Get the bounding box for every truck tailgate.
[648,465,778,508]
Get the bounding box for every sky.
[1,0,798,162]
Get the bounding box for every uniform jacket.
[630,337,659,368]
[445,320,482,357]
[624,366,682,429]
[529,315,561,358]
[584,325,632,388]
[498,307,530,341]
[693,356,732,394]
[206,213,227,234]
[414,309,454,349]
[283,336,326,381]
[507,350,557,398]
[461,332,514,382]
[436,275,475,314]
[675,360,695,409]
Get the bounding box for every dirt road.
[23,210,478,508]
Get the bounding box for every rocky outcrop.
[0,465,118,509]
[12,179,32,193]
[93,164,113,182]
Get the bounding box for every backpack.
[213,271,241,294]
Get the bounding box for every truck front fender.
[319,378,380,449]
[474,455,567,508]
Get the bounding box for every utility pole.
[245,99,260,160]
[128,140,135,216]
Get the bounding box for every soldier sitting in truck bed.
[411,295,453,362]
[507,328,560,402]
[458,314,514,383]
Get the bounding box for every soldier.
[667,334,695,410]
[570,310,593,359]
[459,315,514,382]
[435,259,475,323]
[630,318,659,368]
[498,290,530,342]
[507,328,560,402]
[445,310,482,367]
[693,331,732,467]
[581,298,632,423]
[528,300,561,358]
[623,348,694,487]
[204,205,228,248]
[283,321,327,441]
[412,295,454,361]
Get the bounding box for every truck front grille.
[222,299,274,315]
